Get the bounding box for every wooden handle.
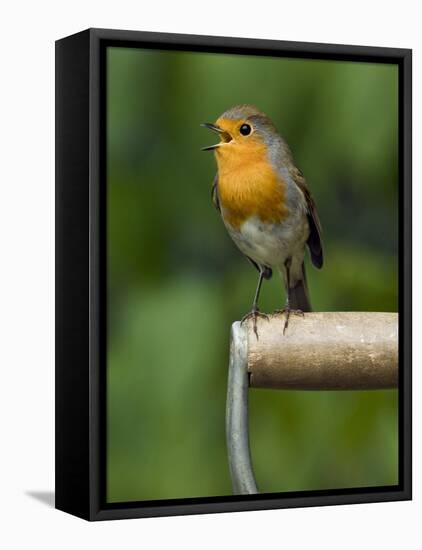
[246,312,398,390]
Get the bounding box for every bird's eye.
[239,123,252,136]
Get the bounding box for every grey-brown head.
[201,104,279,149]
[201,104,293,168]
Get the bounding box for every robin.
[201,104,323,337]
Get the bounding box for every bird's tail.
[288,263,312,312]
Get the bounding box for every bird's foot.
[240,307,269,340]
[274,307,304,335]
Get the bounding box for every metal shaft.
[225,322,258,495]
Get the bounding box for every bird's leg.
[275,299,304,335]
[240,268,269,339]
[274,259,304,334]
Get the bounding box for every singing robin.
[201,104,323,337]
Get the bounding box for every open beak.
[200,123,230,151]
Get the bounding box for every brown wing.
[211,174,221,213]
[291,167,323,269]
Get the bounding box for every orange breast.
[216,142,288,229]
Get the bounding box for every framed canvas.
[55,28,412,520]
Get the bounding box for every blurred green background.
[106,47,398,503]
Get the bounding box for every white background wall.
[0,1,419,547]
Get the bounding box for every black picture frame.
[55,28,412,521]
